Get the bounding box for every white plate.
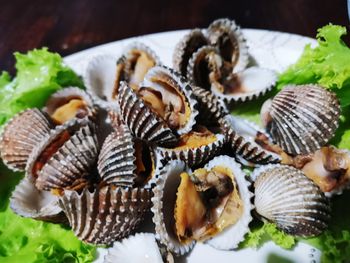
[64,29,320,263]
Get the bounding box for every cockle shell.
[98,125,156,187]
[206,18,249,73]
[10,176,65,223]
[0,108,54,171]
[104,233,166,263]
[26,118,99,192]
[261,84,341,155]
[252,164,331,237]
[220,115,281,166]
[84,54,117,109]
[117,81,178,146]
[173,29,208,76]
[151,160,195,255]
[44,87,96,124]
[59,186,152,245]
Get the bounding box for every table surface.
[1,0,349,73]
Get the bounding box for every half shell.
[104,233,165,263]
[252,164,331,237]
[10,176,64,223]
[173,29,208,76]
[261,84,341,155]
[44,87,96,124]
[59,186,152,245]
[207,18,249,73]
[26,118,99,192]
[98,125,156,187]
[151,160,195,255]
[220,115,281,166]
[84,54,117,108]
[0,109,54,171]
[117,81,178,146]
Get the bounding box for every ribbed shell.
[0,109,54,171]
[104,233,164,263]
[84,54,117,109]
[59,186,152,245]
[261,85,341,155]
[141,66,199,136]
[10,176,65,223]
[220,115,281,165]
[204,155,253,249]
[157,133,225,168]
[117,81,178,146]
[192,85,228,125]
[44,87,96,122]
[151,160,195,255]
[26,118,99,191]
[253,164,331,237]
[206,18,248,73]
[98,125,156,187]
[107,109,123,131]
[172,29,208,76]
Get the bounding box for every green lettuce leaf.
[0,48,83,129]
[277,24,350,108]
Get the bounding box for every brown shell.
[261,84,341,155]
[98,125,156,187]
[59,186,152,245]
[0,109,54,171]
[26,118,99,192]
[172,29,208,76]
[117,81,178,146]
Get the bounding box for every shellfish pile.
[1,17,348,262]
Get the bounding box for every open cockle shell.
[140,66,199,136]
[98,124,157,187]
[44,87,96,124]
[151,160,195,255]
[156,127,225,168]
[172,29,208,76]
[0,108,54,171]
[203,155,253,250]
[104,233,165,263]
[207,18,249,73]
[261,84,341,155]
[59,186,152,245]
[26,118,99,192]
[10,176,65,223]
[117,81,178,146]
[252,164,331,237]
[220,115,281,166]
[113,42,160,96]
[84,54,117,109]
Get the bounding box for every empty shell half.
[252,164,331,237]
[261,84,340,155]
[0,108,54,171]
[59,185,152,245]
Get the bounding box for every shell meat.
[173,29,208,76]
[44,87,96,125]
[98,124,156,187]
[0,108,54,171]
[261,84,341,155]
[157,125,225,168]
[206,18,249,72]
[10,176,65,223]
[253,164,331,237]
[84,54,117,108]
[220,115,281,166]
[59,185,152,245]
[113,42,160,97]
[104,233,167,263]
[26,118,99,193]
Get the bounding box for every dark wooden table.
[1,0,349,74]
